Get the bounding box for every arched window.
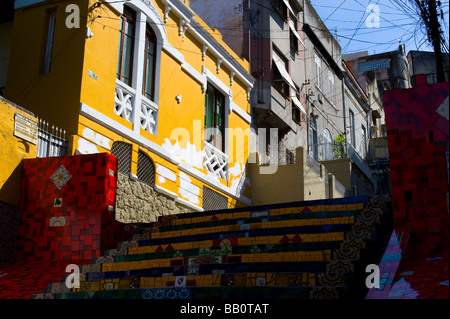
[111,142,132,175]
[143,25,157,102]
[137,150,155,186]
[309,119,318,160]
[116,6,136,87]
[114,3,161,135]
[323,128,332,160]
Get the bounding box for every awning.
[283,0,296,16]
[292,96,306,113]
[288,19,305,48]
[372,109,382,119]
[272,50,295,89]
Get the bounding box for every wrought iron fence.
[37,118,68,158]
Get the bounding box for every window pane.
[44,12,56,74]
[144,53,154,100]
[117,7,136,86]
[122,35,133,85]
[125,21,134,37]
[116,28,123,79]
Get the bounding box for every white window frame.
[314,53,322,90]
[114,2,164,136]
[328,70,335,105]
[323,128,332,160]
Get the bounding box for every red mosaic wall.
[15,153,134,261]
[384,81,449,259]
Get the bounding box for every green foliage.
[332,135,348,159]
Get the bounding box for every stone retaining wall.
[115,173,190,223]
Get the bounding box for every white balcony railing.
[114,79,158,136]
[203,141,228,180]
[140,97,158,135]
[114,79,135,122]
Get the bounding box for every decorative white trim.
[216,59,222,74]
[202,66,250,124]
[230,71,235,86]
[162,44,185,64]
[188,18,254,89]
[178,161,251,206]
[80,103,179,165]
[182,23,190,41]
[179,18,187,36]
[202,45,208,61]
[156,164,177,182]
[175,198,204,212]
[230,101,251,123]
[202,66,230,96]
[162,0,196,21]
[181,62,206,85]
[154,184,178,199]
[164,5,171,23]
[108,0,254,93]
[80,102,250,205]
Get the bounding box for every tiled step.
[136,224,354,247]
[156,208,362,233]
[163,200,367,227]
[128,232,345,255]
[101,250,333,272]
[151,216,355,239]
[32,196,392,299]
[70,271,355,292]
[115,241,342,263]
[34,285,351,299]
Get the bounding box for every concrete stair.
[32,195,392,299]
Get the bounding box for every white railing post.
[114,79,135,122]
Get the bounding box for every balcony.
[114,79,134,122]
[322,142,372,179]
[114,79,158,135]
[203,141,228,181]
[140,96,158,135]
[320,141,375,196]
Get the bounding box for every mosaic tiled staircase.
[32,196,392,299]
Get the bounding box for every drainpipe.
[342,79,347,142]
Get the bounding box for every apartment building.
[3,0,254,219]
[191,0,375,203]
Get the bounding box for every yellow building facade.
[0,96,38,206]
[5,0,254,217]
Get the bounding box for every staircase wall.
[15,153,135,261]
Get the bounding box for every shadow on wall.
[0,164,22,264]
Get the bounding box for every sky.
[310,0,450,56]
